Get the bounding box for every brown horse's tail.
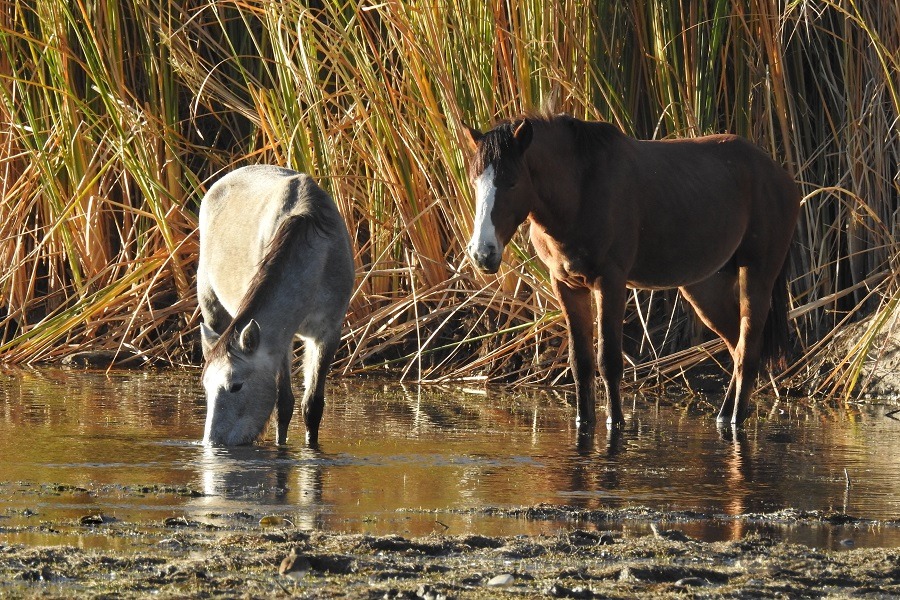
[762,260,791,372]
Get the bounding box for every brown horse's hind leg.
[275,353,295,445]
[680,271,741,422]
[552,279,599,429]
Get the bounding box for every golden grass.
[0,0,897,399]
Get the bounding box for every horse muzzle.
[467,244,502,274]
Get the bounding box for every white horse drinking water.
[197,166,354,446]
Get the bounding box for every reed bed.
[1,0,897,398]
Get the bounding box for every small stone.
[546,583,592,598]
[598,533,615,545]
[650,523,690,541]
[278,547,311,580]
[80,514,109,526]
[416,584,433,599]
[675,577,707,587]
[487,573,515,587]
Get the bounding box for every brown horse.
[464,115,799,429]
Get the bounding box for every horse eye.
[229,382,243,393]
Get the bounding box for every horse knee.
[597,340,623,387]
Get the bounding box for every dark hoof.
[605,415,625,429]
[575,427,595,453]
[305,430,319,448]
[576,416,596,430]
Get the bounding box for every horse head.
[200,319,278,446]
[464,119,536,273]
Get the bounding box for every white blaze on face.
[468,164,500,263]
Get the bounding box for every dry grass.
[1,0,897,398]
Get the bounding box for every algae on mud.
[2,508,899,598]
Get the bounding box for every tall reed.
[1,0,897,398]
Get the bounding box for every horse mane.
[204,180,335,364]
[474,113,621,173]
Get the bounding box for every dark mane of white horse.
[202,191,332,367]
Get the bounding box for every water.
[1,368,898,549]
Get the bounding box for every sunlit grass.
[0,0,897,399]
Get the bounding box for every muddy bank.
[2,506,899,599]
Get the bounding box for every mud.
[2,504,898,599]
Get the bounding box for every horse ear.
[200,322,220,359]
[463,123,483,151]
[237,319,260,354]
[513,119,533,152]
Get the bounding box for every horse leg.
[301,333,339,446]
[680,271,741,422]
[731,266,773,424]
[275,353,295,445]
[551,278,597,429]
[594,283,627,427]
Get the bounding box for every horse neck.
[522,124,581,232]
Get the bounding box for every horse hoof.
[576,418,595,436]
[305,430,319,447]
[605,417,625,429]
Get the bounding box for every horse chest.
[530,228,597,289]
[557,263,594,288]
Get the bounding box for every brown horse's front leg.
[594,285,626,427]
[552,279,596,430]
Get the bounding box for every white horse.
[197,166,354,446]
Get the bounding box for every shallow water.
[1,369,898,549]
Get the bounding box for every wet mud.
[2,503,899,599]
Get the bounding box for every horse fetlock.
[276,420,290,445]
[302,396,325,436]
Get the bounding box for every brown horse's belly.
[625,249,736,290]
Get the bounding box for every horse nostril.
[229,382,243,393]
[469,243,495,261]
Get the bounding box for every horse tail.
[762,259,791,372]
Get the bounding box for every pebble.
[278,548,311,581]
[416,584,445,600]
[487,573,515,587]
[675,577,708,587]
[650,523,691,541]
[546,583,593,598]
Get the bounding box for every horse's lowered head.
[200,319,278,446]
[464,119,536,274]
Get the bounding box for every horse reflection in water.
[197,166,354,446]
[191,446,324,530]
[464,115,799,431]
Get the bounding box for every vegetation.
[0,0,897,397]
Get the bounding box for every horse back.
[572,132,799,289]
[198,166,353,320]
